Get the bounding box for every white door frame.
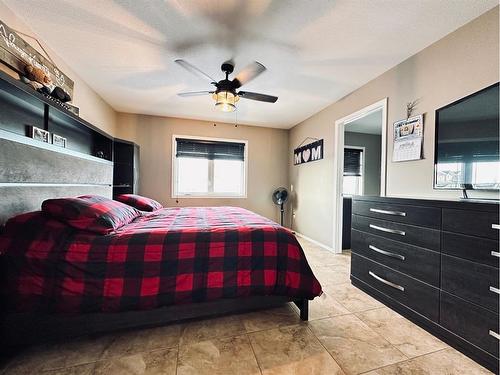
[332,98,388,253]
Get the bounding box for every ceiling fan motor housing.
[221,62,235,75]
[215,79,237,95]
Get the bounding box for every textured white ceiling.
[346,110,383,135]
[3,0,497,129]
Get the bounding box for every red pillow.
[115,194,163,212]
[41,195,140,234]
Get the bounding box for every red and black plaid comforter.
[0,207,322,314]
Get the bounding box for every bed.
[0,203,321,347]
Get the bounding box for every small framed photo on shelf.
[52,133,67,148]
[29,126,50,143]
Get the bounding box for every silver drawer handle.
[489,286,500,295]
[491,251,500,258]
[369,224,406,236]
[369,245,405,261]
[370,208,406,217]
[369,271,405,291]
[489,330,500,340]
[492,224,500,230]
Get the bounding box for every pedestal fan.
[272,187,289,226]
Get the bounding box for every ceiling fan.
[175,59,278,112]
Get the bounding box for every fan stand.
[280,202,284,227]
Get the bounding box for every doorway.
[333,98,388,253]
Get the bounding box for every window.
[472,160,500,189]
[343,147,364,196]
[173,136,247,197]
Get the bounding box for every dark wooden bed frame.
[0,296,308,352]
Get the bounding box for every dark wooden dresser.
[350,196,499,373]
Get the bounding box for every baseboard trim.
[293,232,336,253]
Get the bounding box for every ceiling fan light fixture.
[213,90,239,112]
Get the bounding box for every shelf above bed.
[0,128,113,165]
[0,70,113,162]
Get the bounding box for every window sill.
[172,194,247,199]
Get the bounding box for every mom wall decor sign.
[294,139,324,165]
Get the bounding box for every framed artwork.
[52,133,67,148]
[29,125,50,143]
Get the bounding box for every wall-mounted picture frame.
[29,125,50,143]
[52,133,67,148]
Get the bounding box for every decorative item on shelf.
[63,102,80,116]
[293,137,324,165]
[406,99,419,118]
[23,64,55,94]
[52,133,67,148]
[0,18,74,96]
[95,151,105,159]
[38,91,80,115]
[22,63,73,108]
[29,125,50,143]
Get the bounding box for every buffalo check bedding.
[0,206,322,314]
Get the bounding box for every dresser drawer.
[441,291,499,358]
[352,215,440,251]
[441,255,499,313]
[443,209,499,240]
[442,232,499,268]
[351,254,440,321]
[351,229,440,286]
[352,200,441,229]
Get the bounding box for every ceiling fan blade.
[175,59,217,84]
[177,91,214,97]
[233,61,266,88]
[238,91,278,103]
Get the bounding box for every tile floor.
[0,237,493,375]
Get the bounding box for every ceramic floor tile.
[356,307,447,358]
[101,323,181,359]
[249,324,344,375]
[303,251,351,268]
[323,283,383,313]
[308,292,350,320]
[177,334,260,375]
[304,251,350,268]
[241,305,302,333]
[40,364,94,375]
[309,314,407,375]
[313,265,351,285]
[94,348,178,375]
[363,347,493,375]
[3,335,113,374]
[179,314,247,347]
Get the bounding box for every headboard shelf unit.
[113,138,139,197]
[0,70,113,161]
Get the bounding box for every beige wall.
[116,113,289,223]
[289,7,499,247]
[0,3,117,136]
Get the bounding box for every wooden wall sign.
[294,139,324,165]
[0,19,74,96]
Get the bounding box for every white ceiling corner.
[3,0,497,129]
